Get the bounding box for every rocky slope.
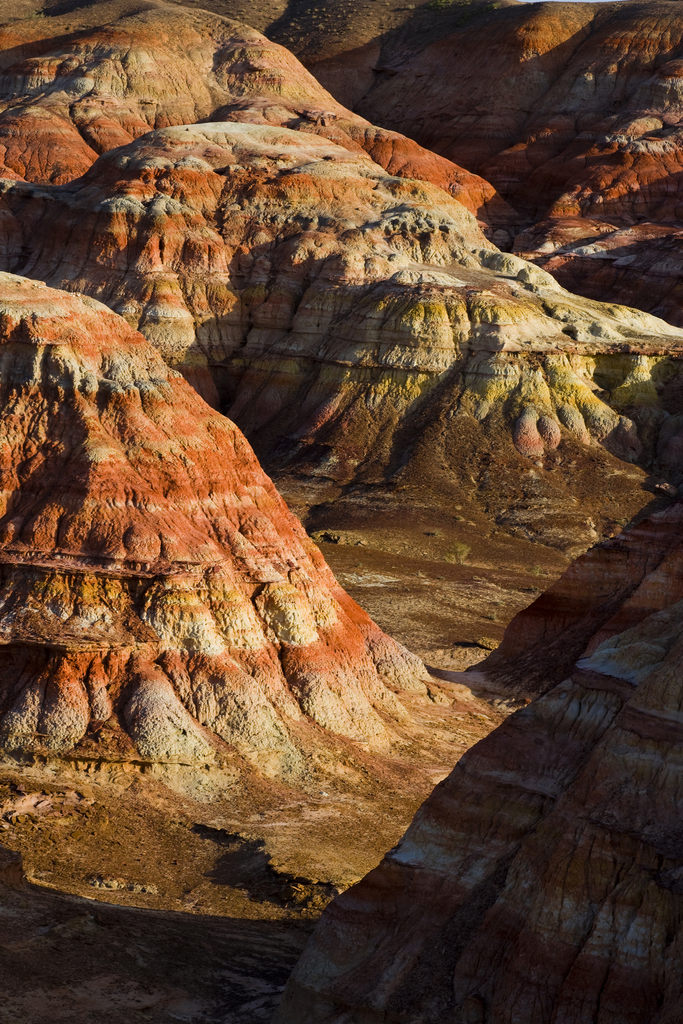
[206,0,517,117]
[0,1,507,225]
[2,117,682,556]
[485,498,683,696]
[346,1,683,225]
[0,271,431,780]
[520,222,683,331]
[0,1,680,561]
[277,499,683,1024]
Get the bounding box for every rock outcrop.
[2,117,683,554]
[518,222,683,331]
[2,3,683,561]
[0,3,681,557]
[0,272,427,776]
[484,498,683,696]
[277,499,683,1024]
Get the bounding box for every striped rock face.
[485,499,683,697]
[309,0,683,327]
[3,4,683,570]
[276,501,683,1024]
[0,272,427,775]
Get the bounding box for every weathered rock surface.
[0,119,489,400]
[2,118,683,555]
[0,272,428,776]
[218,0,518,135]
[518,221,683,330]
[336,1,683,220]
[277,498,683,1024]
[0,1,682,559]
[0,1,507,225]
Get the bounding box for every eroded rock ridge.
[2,115,683,553]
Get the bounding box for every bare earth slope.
[0,271,517,920]
[0,2,680,563]
[0,847,310,1024]
[278,500,683,1024]
[1,5,683,1020]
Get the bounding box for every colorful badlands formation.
[296,1,683,329]
[0,3,679,559]
[0,2,681,1023]
[0,2,504,219]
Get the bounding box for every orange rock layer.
[3,117,683,555]
[346,2,683,223]
[0,2,509,227]
[320,1,683,318]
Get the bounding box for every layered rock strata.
[0,272,427,776]
[0,2,508,225]
[277,500,683,1024]
[342,0,683,223]
[518,222,683,330]
[2,119,683,553]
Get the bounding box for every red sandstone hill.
[0,1,682,562]
[0,272,428,775]
[277,499,683,1024]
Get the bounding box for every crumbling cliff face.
[0,119,492,405]
[0,2,680,559]
[519,223,683,333]
[0,272,429,776]
[0,5,682,1015]
[1,116,683,554]
[277,500,683,1024]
